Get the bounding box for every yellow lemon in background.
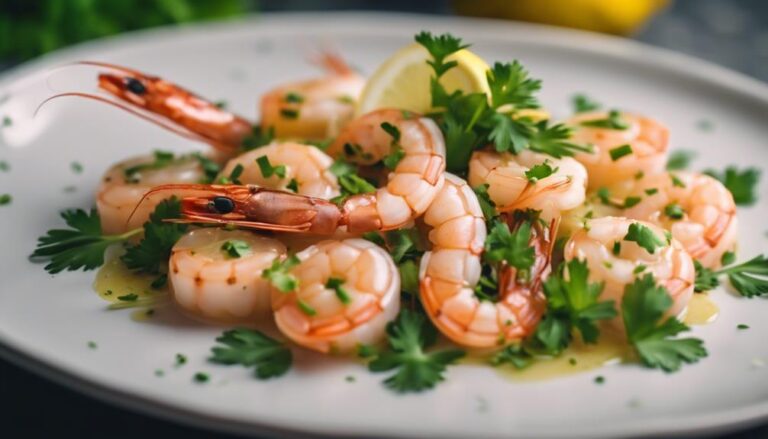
[454,0,670,35]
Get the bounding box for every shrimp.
[271,239,400,353]
[97,153,208,234]
[564,217,695,326]
[617,171,737,268]
[419,174,551,348]
[44,62,253,158]
[260,52,365,140]
[468,149,588,220]
[566,111,669,189]
[219,142,340,200]
[169,228,286,323]
[325,109,446,231]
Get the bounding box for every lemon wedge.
[357,43,490,116]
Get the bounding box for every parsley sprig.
[366,309,464,392]
[527,259,616,355]
[328,159,377,204]
[31,209,141,273]
[210,328,292,379]
[695,252,768,297]
[121,198,187,278]
[415,32,592,173]
[705,166,760,206]
[622,274,707,372]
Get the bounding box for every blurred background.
[1,0,767,437]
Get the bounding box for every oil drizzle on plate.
[684,293,719,325]
[464,330,629,382]
[92,248,169,321]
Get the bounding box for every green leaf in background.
[0,0,254,61]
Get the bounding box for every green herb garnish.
[210,328,292,379]
[623,222,665,254]
[622,274,707,372]
[262,255,300,292]
[580,110,628,130]
[221,240,252,259]
[367,309,465,392]
[572,94,601,113]
[256,155,286,179]
[695,254,768,297]
[609,144,633,161]
[705,166,760,206]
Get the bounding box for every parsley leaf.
[484,220,535,270]
[31,209,140,273]
[414,31,469,78]
[624,222,665,254]
[329,159,376,203]
[572,94,601,113]
[705,166,760,206]
[218,163,244,185]
[490,344,532,369]
[123,150,175,180]
[525,160,558,182]
[666,150,696,171]
[210,328,292,379]
[530,259,616,354]
[472,184,497,221]
[609,144,633,161]
[325,277,351,304]
[262,255,300,292]
[528,121,593,158]
[367,309,464,392]
[622,274,707,372]
[486,61,541,110]
[717,255,768,297]
[121,198,187,274]
[191,153,221,184]
[221,240,252,259]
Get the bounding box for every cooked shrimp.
[168,228,286,323]
[326,109,446,232]
[271,238,400,353]
[219,142,340,199]
[564,217,695,326]
[618,171,737,268]
[97,154,207,234]
[419,174,551,348]
[260,52,365,140]
[468,149,588,220]
[566,111,669,189]
[44,62,253,159]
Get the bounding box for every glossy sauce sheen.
[93,249,169,320]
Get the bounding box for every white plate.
[1,12,768,439]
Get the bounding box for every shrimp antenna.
[71,61,149,77]
[309,49,354,76]
[35,92,216,146]
[124,183,233,228]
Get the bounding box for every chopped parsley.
[284,92,304,103]
[280,108,299,119]
[572,94,601,113]
[1,116,11,127]
[705,166,760,206]
[70,161,83,174]
[326,277,351,304]
[123,150,175,180]
[737,324,750,330]
[623,222,665,254]
[87,341,97,349]
[490,344,532,369]
[328,159,376,204]
[0,160,9,171]
[609,144,633,161]
[117,293,138,302]
[623,196,642,208]
[666,150,696,170]
[0,194,11,206]
[363,228,424,296]
[256,155,286,179]
[191,153,221,184]
[381,122,404,170]
[579,110,629,130]
[622,274,707,372]
[262,255,300,292]
[241,125,275,151]
[209,328,292,379]
[695,254,768,297]
[366,309,464,392]
[664,203,685,220]
[193,372,209,383]
[221,240,252,259]
[670,173,686,188]
[525,161,558,183]
[175,353,187,366]
[218,163,244,185]
[286,178,299,193]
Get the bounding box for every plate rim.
[2,11,768,438]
